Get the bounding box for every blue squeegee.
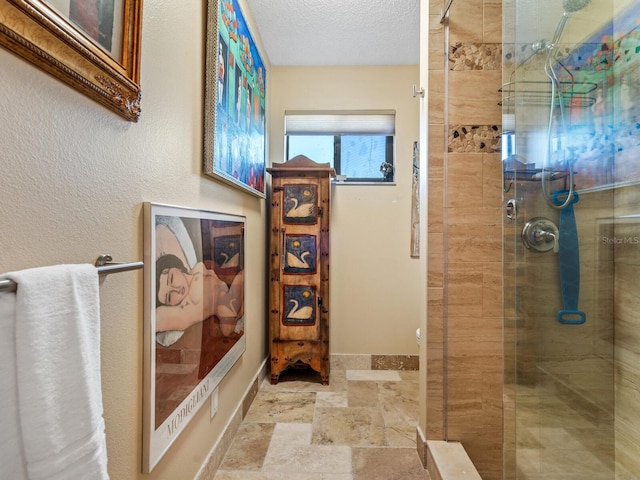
[552,190,586,325]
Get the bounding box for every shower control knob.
[521,217,559,253]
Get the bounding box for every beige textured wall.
[426,1,504,479]
[268,65,422,355]
[0,0,268,478]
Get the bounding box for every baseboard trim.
[331,353,419,371]
[416,425,428,468]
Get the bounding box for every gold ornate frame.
[0,0,143,121]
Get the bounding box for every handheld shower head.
[549,0,592,50]
[562,0,591,13]
[540,0,592,210]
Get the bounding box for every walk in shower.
[503,0,640,478]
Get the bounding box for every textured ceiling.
[243,0,420,66]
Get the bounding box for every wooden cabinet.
[267,156,335,385]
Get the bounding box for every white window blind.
[285,110,396,135]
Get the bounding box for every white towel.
[0,289,28,479]
[1,264,109,480]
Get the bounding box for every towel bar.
[0,255,144,293]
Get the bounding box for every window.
[285,111,396,183]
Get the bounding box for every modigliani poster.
[143,202,246,472]
[204,0,266,197]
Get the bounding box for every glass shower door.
[501,0,631,478]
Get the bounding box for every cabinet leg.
[270,373,280,385]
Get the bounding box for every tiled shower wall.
[427,1,504,479]
[612,184,640,477]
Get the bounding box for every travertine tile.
[446,152,484,208]
[385,425,418,448]
[315,391,348,408]
[346,370,401,382]
[244,391,316,423]
[447,216,502,264]
[427,287,444,339]
[426,349,444,439]
[371,354,419,371]
[448,70,502,125]
[448,0,483,43]
[428,233,444,287]
[379,380,420,427]
[446,263,484,317]
[428,124,445,179]
[261,368,346,393]
[429,14,445,71]
[331,354,371,371]
[242,377,261,418]
[482,262,503,317]
[352,448,429,480]
[429,0,444,16]
[220,423,275,471]
[213,368,430,479]
[262,444,352,474]
[427,176,444,233]
[214,473,353,480]
[270,423,312,446]
[428,70,445,124]
[427,441,481,480]
[347,381,380,407]
[482,152,503,207]
[483,3,502,43]
[312,406,386,447]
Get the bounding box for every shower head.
[563,0,591,13]
[548,0,591,49]
[532,0,591,53]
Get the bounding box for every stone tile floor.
[213,367,430,480]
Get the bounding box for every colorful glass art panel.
[283,184,317,224]
[284,234,317,274]
[283,285,316,326]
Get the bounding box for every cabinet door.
[277,180,323,341]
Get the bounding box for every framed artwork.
[203,0,267,197]
[142,202,246,472]
[0,0,143,121]
[411,141,419,258]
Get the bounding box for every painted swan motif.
[219,251,239,268]
[286,299,313,320]
[286,250,312,269]
[285,197,314,218]
[218,299,239,337]
[217,298,238,318]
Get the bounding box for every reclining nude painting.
[143,203,246,472]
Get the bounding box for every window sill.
[331,180,396,186]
